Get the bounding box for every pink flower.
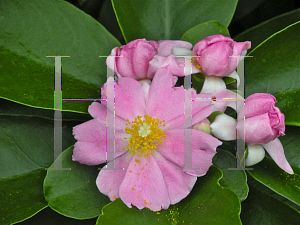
[106,38,159,80]
[192,35,251,76]
[210,93,293,174]
[72,69,222,211]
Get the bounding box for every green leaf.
[245,22,300,126]
[97,166,242,225]
[0,115,77,225]
[247,173,300,212]
[44,146,110,219]
[213,149,249,201]
[247,125,300,206]
[0,0,120,113]
[240,185,300,225]
[112,0,238,42]
[181,20,230,45]
[0,98,92,122]
[15,207,97,225]
[234,8,300,49]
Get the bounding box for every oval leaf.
[247,126,300,206]
[213,149,249,201]
[245,22,300,126]
[0,0,120,113]
[0,115,77,225]
[234,8,300,49]
[96,166,242,225]
[181,20,230,45]
[44,146,110,219]
[16,207,97,225]
[241,185,300,225]
[112,0,238,42]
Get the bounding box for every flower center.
[123,115,166,157]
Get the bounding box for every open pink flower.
[72,69,222,211]
[210,93,293,174]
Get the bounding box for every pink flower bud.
[106,39,159,80]
[237,93,285,144]
[192,35,251,76]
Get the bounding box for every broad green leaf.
[112,0,238,42]
[240,185,300,225]
[247,126,300,206]
[44,146,110,219]
[98,0,125,45]
[0,98,92,122]
[245,22,300,126]
[213,149,249,201]
[15,207,97,225]
[97,166,242,225]
[0,115,78,225]
[247,173,300,212]
[181,20,230,45]
[0,0,120,113]
[234,8,300,49]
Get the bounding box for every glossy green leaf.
[0,0,120,113]
[181,20,230,45]
[234,8,300,49]
[44,146,110,219]
[0,98,92,122]
[213,149,249,201]
[0,115,78,225]
[240,185,300,225]
[245,22,300,126]
[247,173,300,212]
[112,0,238,42]
[15,207,97,225]
[97,166,241,225]
[247,126,300,206]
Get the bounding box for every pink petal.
[243,93,277,119]
[198,42,232,76]
[146,69,186,123]
[237,114,276,144]
[72,118,128,165]
[262,138,294,174]
[163,92,214,131]
[157,129,222,176]
[157,40,192,56]
[153,151,197,204]
[88,102,127,130]
[102,77,146,122]
[148,55,186,77]
[214,89,244,112]
[96,153,134,201]
[131,40,158,79]
[119,154,170,211]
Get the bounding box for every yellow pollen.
[123,115,167,157]
[192,56,201,69]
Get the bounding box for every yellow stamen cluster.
[192,56,202,69]
[123,115,166,157]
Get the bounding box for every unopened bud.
[193,118,211,134]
